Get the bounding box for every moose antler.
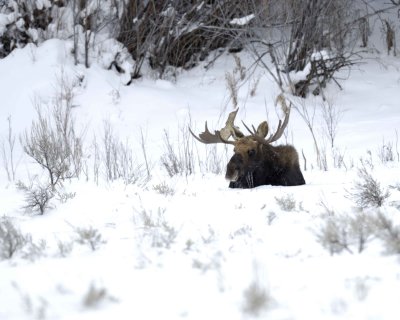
[189,109,243,144]
[242,94,291,145]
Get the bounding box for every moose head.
[189,95,305,188]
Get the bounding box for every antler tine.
[241,120,257,135]
[188,122,235,145]
[262,95,291,144]
[188,126,207,143]
[189,108,248,145]
[221,108,244,140]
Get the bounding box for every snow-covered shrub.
[371,212,400,255]
[242,281,271,316]
[242,265,273,317]
[0,216,29,259]
[136,208,178,250]
[317,210,400,256]
[57,240,74,257]
[22,238,47,261]
[248,0,373,97]
[0,0,57,58]
[22,109,71,188]
[82,283,109,308]
[55,190,76,204]
[315,211,374,255]
[347,162,390,208]
[152,182,175,196]
[192,250,223,273]
[16,180,54,215]
[74,225,106,251]
[116,0,254,79]
[275,194,296,212]
[98,39,135,80]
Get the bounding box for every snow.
[230,14,255,26]
[1,37,400,320]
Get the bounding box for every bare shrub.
[352,277,370,301]
[56,190,76,204]
[249,0,363,98]
[371,212,400,254]
[74,226,106,251]
[117,1,254,79]
[12,282,49,319]
[22,239,47,262]
[250,74,262,97]
[201,225,217,245]
[349,212,375,254]
[161,127,194,177]
[16,180,54,215]
[100,120,146,185]
[22,107,69,188]
[243,281,271,316]
[200,144,228,175]
[21,101,83,188]
[230,225,253,239]
[291,98,324,170]
[321,98,343,149]
[1,116,20,182]
[316,216,352,255]
[275,194,296,212]
[225,72,239,109]
[332,147,347,169]
[315,211,375,255]
[383,19,396,55]
[136,208,178,249]
[139,128,152,181]
[165,119,228,176]
[153,182,175,196]
[57,240,74,258]
[318,195,335,216]
[161,130,182,177]
[0,217,29,259]
[91,136,101,185]
[83,283,109,308]
[242,264,272,316]
[225,55,247,108]
[377,139,395,164]
[192,250,224,273]
[347,162,390,208]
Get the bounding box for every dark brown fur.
[189,98,305,189]
[226,138,305,189]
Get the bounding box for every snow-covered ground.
[1,38,400,320]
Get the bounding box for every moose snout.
[225,154,243,181]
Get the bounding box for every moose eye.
[248,149,256,157]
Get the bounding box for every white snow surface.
[0,39,400,320]
[230,14,255,26]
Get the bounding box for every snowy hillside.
[1,26,400,320]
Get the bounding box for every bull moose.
[189,95,305,188]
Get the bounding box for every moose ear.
[256,121,269,138]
